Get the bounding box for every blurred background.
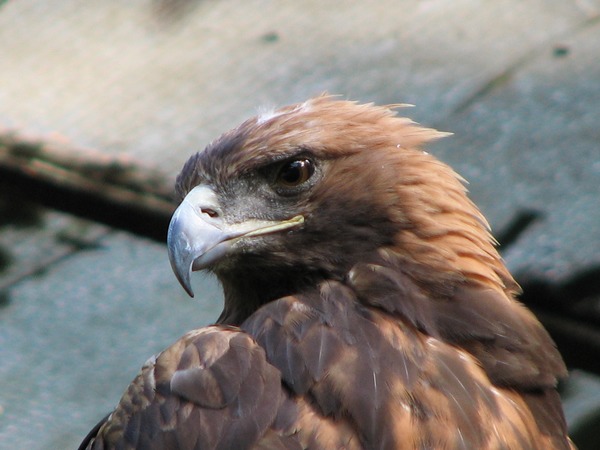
[1,1,599,448]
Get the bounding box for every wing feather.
[82,327,291,449]
[243,280,572,449]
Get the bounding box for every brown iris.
[276,159,314,187]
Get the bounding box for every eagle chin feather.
[81,96,573,450]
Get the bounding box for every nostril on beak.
[202,208,218,218]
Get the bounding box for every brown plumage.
[80,96,573,449]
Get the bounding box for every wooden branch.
[0,128,175,242]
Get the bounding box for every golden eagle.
[80,97,573,449]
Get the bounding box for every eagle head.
[168,96,516,324]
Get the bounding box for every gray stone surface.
[1,1,599,448]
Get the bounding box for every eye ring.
[276,159,315,188]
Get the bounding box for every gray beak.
[167,185,304,297]
[167,186,233,297]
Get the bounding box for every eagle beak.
[167,185,304,297]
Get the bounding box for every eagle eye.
[276,159,314,188]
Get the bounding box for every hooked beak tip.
[167,240,196,298]
[167,207,198,297]
[180,276,195,298]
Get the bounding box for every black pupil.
[280,160,310,185]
